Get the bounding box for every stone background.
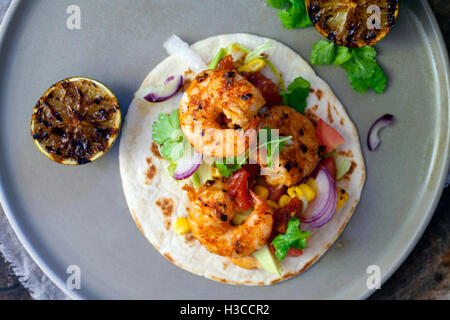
[0,0,448,300]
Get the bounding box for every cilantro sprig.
[280,76,311,114]
[268,0,312,29]
[215,128,292,177]
[215,156,245,178]
[271,218,311,261]
[261,127,291,168]
[310,40,387,94]
[152,109,186,162]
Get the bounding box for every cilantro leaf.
[342,55,376,80]
[159,139,185,162]
[353,45,377,61]
[267,0,288,9]
[267,137,289,168]
[341,46,377,78]
[348,65,387,94]
[310,40,336,65]
[215,130,292,176]
[365,65,387,94]
[271,218,310,261]
[333,46,352,66]
[167,162,177,177]
[259,127,291,168]
[269,0,312,29]
[348,73,370,94]
[280,76,311,114]
[215,157,243,178]
[152,109,186,162]
[310,40,387,94]
[344,47,386,93]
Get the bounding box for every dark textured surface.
[369,0,450,300]
[0,0,448,300]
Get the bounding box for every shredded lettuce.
[225,43,251,55]
[207,48,227,70]
[191,170,201,187]
[209,42,285,94]
[245,42,274,65]
[264,59,286,91]
[168,162,177,178]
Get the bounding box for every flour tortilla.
[119,34,365,285]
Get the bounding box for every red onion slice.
[173,143,203,181]
[135,75,183,103]
[301,167,337,230]
[368,114,395,151]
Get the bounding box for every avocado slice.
[196,162,213,185]
[253,244,282,276]
[231,210,251,225]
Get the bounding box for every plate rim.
[0,0,84,300]
[357,0,450,299]
[0,0,448,300]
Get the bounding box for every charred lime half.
[30,77,121,165]
[306,0,399,48]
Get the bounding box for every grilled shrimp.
[179,68,265,158]
[256,106,321,187]
[185,180,273,258]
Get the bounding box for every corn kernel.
[248,58,266,72]
[255,185,269,200]
[266,200,279,210]
[238,58,266,73]
[174,217,190,236]
[288,186,309,201]
[336,188,349,210]
[279,195,291,208]
[238,64,250,73]
[295,187,305,199]
[230,45,247,62]
[307,178,318,194]
[287,187,297,199]
[299,184,316,202]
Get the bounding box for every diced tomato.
[316,157,337,181]
[272,197,304,235]
[227,169,252,210]
[242,164,260,178]
[269,244,304,258]
[286,248,304,257]
[217,55,235,70]
[242,72,282,107]
[316,119,345,153]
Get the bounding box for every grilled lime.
[306,0,399,48]
[30,77,121,165]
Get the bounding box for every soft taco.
[119,33,365,285]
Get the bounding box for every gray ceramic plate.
[0,0,448,300]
